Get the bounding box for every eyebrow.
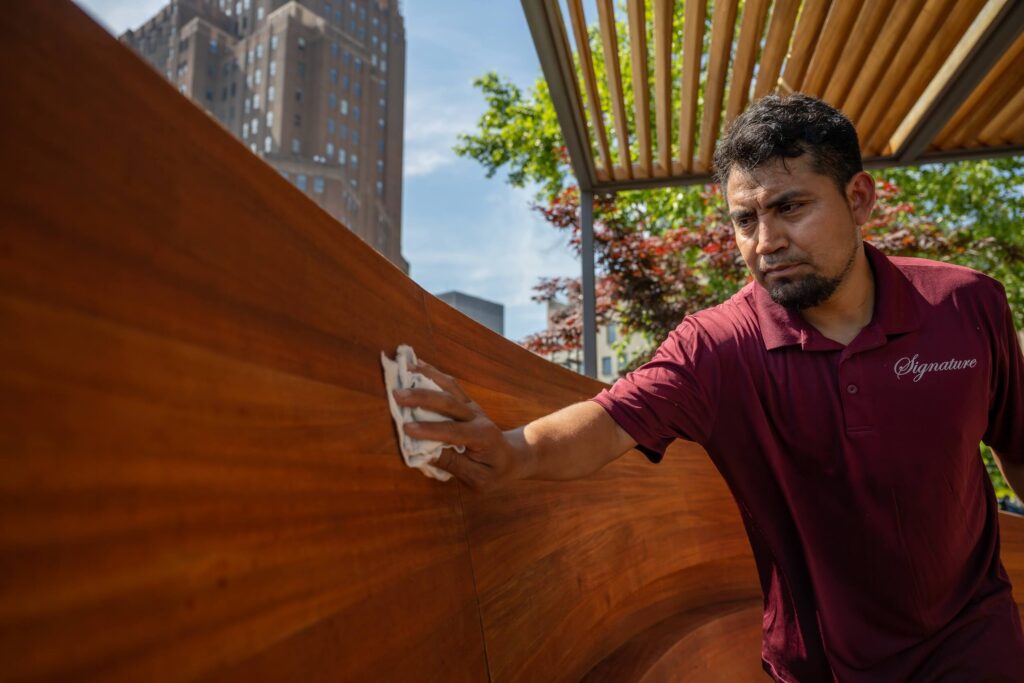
[729,190,809,221]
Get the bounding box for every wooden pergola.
[521,0,1024,377]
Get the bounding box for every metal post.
[580,190,597,379]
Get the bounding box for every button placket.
[838,355,872,431]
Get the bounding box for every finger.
[434,448,492,488]
[393,388,475,421]
[411,361,470,403]
[403,419,475,447]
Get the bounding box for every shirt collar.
[753,241,922,351]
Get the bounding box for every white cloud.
[402,90,480,178]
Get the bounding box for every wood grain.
[3,3,1023,682]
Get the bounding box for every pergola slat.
[855,0,961,148]
[697,0,740,172]
[934,19,1024,149]
[724,0,771,126]
[627,0,652,178]
[946,68,1024,151]
[567,0,613,181]
[678,0,707,173]
[841,0,925,120]
[886,0,1019,158]
[801,0,864,98]
[822,0,894,106]
[779,0,832,93]
[979,86,1024,147]
[653,0,674,177]
[866,0,987,155]
[752,0,800,100]
[596,0,633,180]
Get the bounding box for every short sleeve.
[982,286,1024,464]
[590,318,721,463]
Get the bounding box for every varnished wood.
[697,0,740,171]
[779,0,832,93]
[865,0,987,154]
[677,0,707,172]
[568,0,614,179]
[752,0,801,100]
[653,0,674,176]
[724,0,771,126]
[821,0,894,107]
[4,3,1024,682]
[800,0,864,98]
[842,0,926,121]
[626,0,652,178]
[596,0,634,180]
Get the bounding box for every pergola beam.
[890,0,1024,164]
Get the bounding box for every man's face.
[725,155,867,310]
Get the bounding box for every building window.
[266,111,273,127]
[295,89,302,102]
[376,159,384,174]
[256,5,264,20]
[209,39,218,54]
[378,117,384,129]
[343,50,351,65]
[253,93,260,109]
[297,174,307,190]
[328,93,337,110]
[242,122,249,139]
[331,41,339,59]
[264,135,272,152]
[353,106,360,122]
[269,60,276,76]
[338,148,346,164]
[297,37,306,50]
[352,131,359,145]
[355,58,363,73]
[246,49,253,65]
[375,180,383,196]
[606,326,617,344]
[267,85,274,101]
[256,44,263,60]
[292,138,301,153]
[270,34,278,51]
[251,117,259,133]
[380,59,386,73]
[601,357,613,376]
[326,142,334,158]
[313,176,325,193]
[230,81,236,96]
[254,69,261,85]
[340,124,348,140]
[330,68,338,84]
[341,75,350,90]
[350,154,358,169]
[297,62,305,78]
[327,118,335,134]
[294,113,301,127]
[340,99,348,115]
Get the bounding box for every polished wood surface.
[1,3,1023,682]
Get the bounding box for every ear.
[846,171,876,226]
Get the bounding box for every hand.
[391,360,529,491]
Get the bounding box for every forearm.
[512,401,636,481]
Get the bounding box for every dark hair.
[713,93,863,194]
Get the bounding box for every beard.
[765,242,858,311]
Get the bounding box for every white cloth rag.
[381,345,464,481]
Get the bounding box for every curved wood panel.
[1,3,1023,682]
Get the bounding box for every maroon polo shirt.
[593,242,1024,682]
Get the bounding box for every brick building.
[121,0,407,271]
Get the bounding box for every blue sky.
[74,0,581,341]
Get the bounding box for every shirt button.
[847,384,858,394]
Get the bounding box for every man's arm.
[392,361,637,490]
[993,449,1024,503]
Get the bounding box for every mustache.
[759,258,805,272]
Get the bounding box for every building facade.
[543,300,647,384]
[437,291,504,336]
[121,0,407,271]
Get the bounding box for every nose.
[754,216,788,256]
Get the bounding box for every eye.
[779,202,800,214]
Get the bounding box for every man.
[393,95,1024,681]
